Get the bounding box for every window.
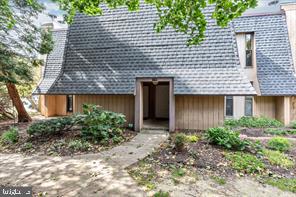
[226,96,234,116]
[245,33,253,67]
[66,95,73,112]
[245,96,253,116]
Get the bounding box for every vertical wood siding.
[291,96,296,121]
[175,96,224,130]
[40,95,67,117]
[254,96,276,119]
[74,95,135,125]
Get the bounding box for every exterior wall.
[281,3,296,71]
[236,33,261,94]
[40,95,67,117]
[175,96,224,130]
[74,95,135,125]
[291,96,296,121]
[254,96,276,119]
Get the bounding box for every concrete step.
[140,128,169,134]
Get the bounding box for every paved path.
[0,131,168,196]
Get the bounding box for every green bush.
[224,116,283,128]
[80,104,126,143]
[205,127,248,150]
[262,149,294,168]
[185,135,199,143]
[264,128,296,136]
[68,139,92,151]
[225,152,265,174]
[1,127,19,144]
[27,115,80,137]
[267,137,291,152]
[174,133,187,151]
[292,121,296,129]
[154,190,170,197]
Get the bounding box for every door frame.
[134,77,175,132]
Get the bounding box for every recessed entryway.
[143,82,169,130]
[134,78,175,132]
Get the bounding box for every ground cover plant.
[264,128,296,136]
[224,116,283,128]
[262,149,294,168]
[267,137,292,152]
[1,127,19,144]
[264,178,296,193]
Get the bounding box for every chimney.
[281,3,296,71]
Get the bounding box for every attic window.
[66,95,73,112]
[245,33,254,67]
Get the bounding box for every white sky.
[37,0,296,29]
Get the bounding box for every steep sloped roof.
[234,14,296,95]
[34,29,67,94]
[36,5,255,95]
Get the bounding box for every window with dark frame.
[245,96,253,116]
[66,95,73,112]
[226,96,234,117]
[245,33,253,67]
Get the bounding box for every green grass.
[128,160,157,191]
[225,152,265,174]
[265,178,296,193]
[1,127,19,144]
[262,149,294,168]
[210,176,226,185]
[224,116,283,128]
[267,137,292,152]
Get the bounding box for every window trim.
[245,33,254,68]
[66,95,73,113]
[225,96,234,117]
[244,96,253,116]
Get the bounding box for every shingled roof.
[35,5,256,95]
[34,29,67,94]
[234,13,296,96]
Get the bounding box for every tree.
[54,0,257,45]
[0,0,53,122]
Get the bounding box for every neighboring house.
[34,3,296,131]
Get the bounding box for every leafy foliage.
[54,0,257,45]
[264,178,296,193]
[27,116,80,137]
[68,139,92,151]
[292,121,296,129]
[264,128,296,136]
[154,190,170,197]
[80,104,126,143]
[1,127,19,144]
[185,135,199,143]
[205,127,248,150]
[267,137,291,152]
[224,116,283,128]
[225,152,265,174]
[0,84,14,120]
[262,149,294,168]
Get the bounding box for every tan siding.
[275,97,285,123]
[175,96,224,130]
[291,96,296,121]
[74,95,135,125]
[254,96,276,119]
[55,95,67,116]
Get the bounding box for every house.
[34,3,296,131]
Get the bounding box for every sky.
[37,0,295,29]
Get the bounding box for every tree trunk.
[6,83,32,122]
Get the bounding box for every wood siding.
[40,95,67,117]
[254,96,276,119]
[175,96,224,130]
[74,95,135,125]
[291,96,296,121]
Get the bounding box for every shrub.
[224,116,283,128]
[225,152,265,174]
[292,121,296,129]
[265,128,296,136]
[80,104,126,143]
[262,149,294,168]
[68,140,91,151]
[205,127,248,150]
[154,190,170,197]
[185,135,199,143]
[265,178,296,193]
[1,127,19,144]
[27,115,80,137]
[267,137,291,152]
[174,133,187,151]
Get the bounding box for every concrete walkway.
[0,131,168,196]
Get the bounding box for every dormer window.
[245,33,254,67]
